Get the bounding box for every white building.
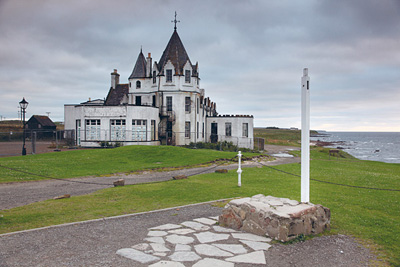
[64,25,254,149]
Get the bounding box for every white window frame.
[185,96,191,113]
[225,122,232,137]
[166,69,173,82]
[242,123,249,137]
[185,121,190,138]
[110,119,126,141]
[85,119,100,140]
[185,70,191,83]
[132,120,147,141]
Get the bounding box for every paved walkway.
[0,202,377,266]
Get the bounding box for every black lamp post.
[19,97,28,156]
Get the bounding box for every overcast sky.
[1,0,399,131]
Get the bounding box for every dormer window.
[153,71,156,84]
[185,70,191,83]
[136,81,141,89]
[166,69,173,82]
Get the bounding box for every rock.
[113,179,125,187]
[219,194,330,242]
[173,175,187,180]
[215,169,228,173]
[53,194,70,200]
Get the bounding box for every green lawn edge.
[0,145,260,183]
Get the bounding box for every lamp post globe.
[19,98,28,156]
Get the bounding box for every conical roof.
[129,50,147,79]
[158,30,192,75]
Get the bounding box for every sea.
[311,132,400,164]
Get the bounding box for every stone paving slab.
[116,216,272,266]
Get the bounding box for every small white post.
[237,151,242,187]
[301,68,310,203]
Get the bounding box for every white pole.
[237,151,242,187]
[301,68,310,203]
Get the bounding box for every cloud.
[0,0,399,131]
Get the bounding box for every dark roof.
[158,30,193,75]
[27,115,56,127]
[105,84,129,106]
[129,50,147,79]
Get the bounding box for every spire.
[158,30,192,75]
[129,49,147,79]
[171,11,180,31]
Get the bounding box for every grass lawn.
[254,128,318,146]
[0,145,257,183]
[0,148,399,265]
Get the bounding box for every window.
[153,71,156,84]
[185,97,191,113]
[135,96,142,106]
[197,122,199,139]
[202,122,204,138]
[85,119,100,140]
[197,98,199,114]
[166,96,172,111]
[152,95,156,107]
[225,122,232,137]
[151,120,156,141]
[242,123,249,137]
[136,81,141,89]
[185,121,190,138]
[110,119,126,141]
[76,120,81,145]
[132,120,147,141]
[185,70,191,83]
[166,69,172,82]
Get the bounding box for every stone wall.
[219,194,330,242]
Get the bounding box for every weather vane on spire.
[171,11,180,31]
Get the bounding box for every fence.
[0,130,75,157]
[0,129,258,157]
[254,137,265,151]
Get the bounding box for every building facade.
[64,26,254,149]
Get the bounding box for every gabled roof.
[27,115,56,127]
[158,30,193,75]
[105,84,129,106]
[129,50,147,79]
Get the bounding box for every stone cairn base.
[219,194,331,242]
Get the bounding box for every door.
[166,121,173,145]
[211,123,218,143]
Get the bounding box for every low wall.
[219,194,331,242]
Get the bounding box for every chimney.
[111,69,120,89]
[146,53,152,78]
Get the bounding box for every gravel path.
[0,202,378,266]
[0,145,300,210]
